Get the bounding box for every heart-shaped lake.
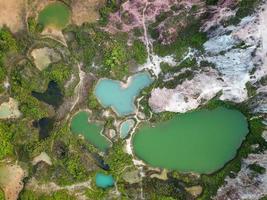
[94,72,153,116]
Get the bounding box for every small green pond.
[95,173,115,188]
[38,2,70,29]
[70,111,110,151]
[133,107,248,174]
[94,72,153,116]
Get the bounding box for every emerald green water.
[38,2,70,29]
[70,112,110,151]
[133,107,248,174]
[94,72,153,116]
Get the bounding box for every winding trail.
[66,63,85,120]
[26,178,91,200]
[142,2,152,58]
[142,2,156,70]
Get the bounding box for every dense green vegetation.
[27,17,44,34]
[43,63,72,87]
[103,41,129,79]
[66,25,134,79]
[105,141,133,178]
[99,0,121,25]
[226,0,262,25]
[0,189,4,200]
[0,123,13,160]
[0,27,18,91]
[0,27,18,52]
[132,40,148,65]
[205,0,219,5]
[248,163,266,174]
[153,18,207,59]
[10,61,48,119]
[85,186,107,200]
[20,189,75,200]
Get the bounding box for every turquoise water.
[95,173,115,188]
[94,72,153,116]
[120,119,135,139]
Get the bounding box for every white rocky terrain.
[215,131,267,200]
[149,2,267,114]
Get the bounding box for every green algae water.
[133,107,248,174]
[94,72,153,116]
[95,173,115,188]
[38,2,70,29]
[71,111,110,151]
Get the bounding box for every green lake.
[38,2,70,29]
[94,72,153,116]
[70,111,110,151]
[133,107,248,174]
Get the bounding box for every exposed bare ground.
[0,98,21,119]
[31,47,61,70]
[0,164,26,200]
[0,0,26,33]
[71,0,105,25]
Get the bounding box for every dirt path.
[26,178,91,200]
[65,63,86,120]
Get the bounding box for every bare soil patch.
[0,0,26,33]
[31,47,61,70]
[71,0,105,25]
[0,164,26,200]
